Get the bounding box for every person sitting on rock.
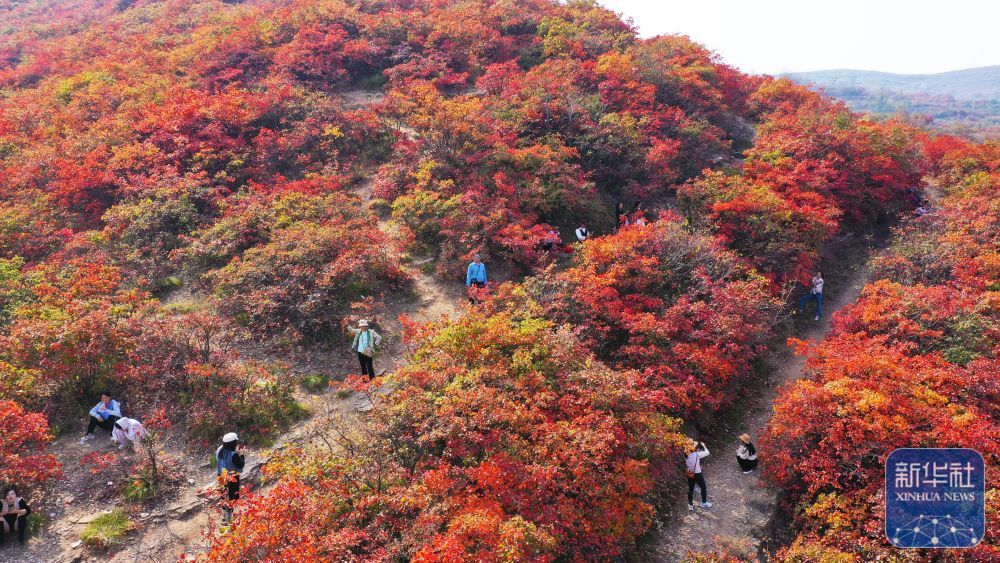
[80,391,122,444]
[0,486,30,546]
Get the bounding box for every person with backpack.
[466,253,488,305]
[80,391,122,444]
[685,439,713,511]
[0,486,30,546]
[736,433,759,473]
[216,432,247,528]
[797,271,824,320]
[111,417,146,451]
[347,317,382,379]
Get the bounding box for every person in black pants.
[80,391,122,443]
[685,440,713,510]
[346,318,382,379]
[1,486,30,546]
[216,433,247,527]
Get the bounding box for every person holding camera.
[216,432,247,528]
[685,439,713,511]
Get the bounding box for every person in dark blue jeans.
[798,271,824,320]
[465,253,488,305]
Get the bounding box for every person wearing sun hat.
[216,432,247,527]
[737,433,759,473]
[347,316,383,379]
[685,438,712,511]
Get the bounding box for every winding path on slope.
[644,241,873,562]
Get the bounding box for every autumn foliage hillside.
[0,0,956,560]
[762,137,999,561]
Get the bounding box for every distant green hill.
[783,66,1000,100]
[783,66,1000,138]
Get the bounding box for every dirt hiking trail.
[9,143,467,562]
[643,232,878,562]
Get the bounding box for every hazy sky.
[598,0,1000,75]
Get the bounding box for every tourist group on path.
[685,433,760,512]
[40,204,818,542]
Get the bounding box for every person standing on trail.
[346,317,382,379]
[736,433,759,474]
[615,201,626,231]
[216,432,247,528]
[575,223,590,242]
[466,253,488,305]
[80,391,122,444]
[798,271,824,320]
[111,417,146,451]
[685,440,713,511]
[0,486,30,546]
[630,201,648,227]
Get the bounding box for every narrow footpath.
[644,239,874,561]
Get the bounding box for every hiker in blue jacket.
[466,253,488,305]
[80,391,122,444]
[216,432,247,527]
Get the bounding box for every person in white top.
[574,223,589,242]
[736,433,758,473]
[111,417,146,450]
[797,271,824,320]
[685,440,713,510]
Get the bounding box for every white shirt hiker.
[686,445,710,474]
[737,443,757,461]
[811,276,824,294]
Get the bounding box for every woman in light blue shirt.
[347,317,382,379]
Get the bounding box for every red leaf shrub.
[207,311,686,560]
[762,137,999,560]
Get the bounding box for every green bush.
[25,511,48,538]
[186,361,306,444]
[122,467,156,502]
[81,509,132,549]
[300,373,329,392]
